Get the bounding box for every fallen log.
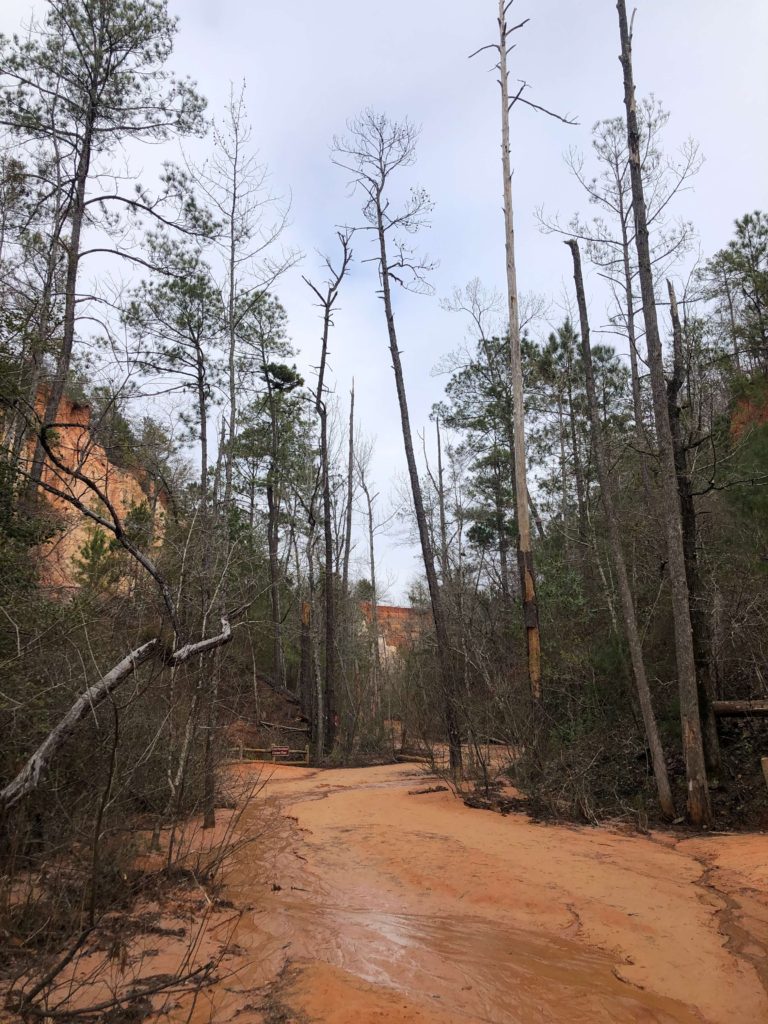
[260,720,309,734]
[712,700,768,717]
[1,619,232,812]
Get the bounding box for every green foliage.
[725,377,768,529]
[703,211,768,370]
[0,0,206,148]
[73,527,114,588]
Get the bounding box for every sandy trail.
[182,763,767,1024]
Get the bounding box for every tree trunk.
[1,620,231,814]
[712,700,768,717]
[342,381,356,597]
[307,533,324,760]
[375,204,462,774]
[435,417,450,580]
[565,355,588,549]
[318,400,337,753]
[29,117,94,491]
[616,0,711,824]
[498,0,542,699]
[266,479,286,688]
[305,238,351,753]
[666,280,721,774]
[568,239,675,819]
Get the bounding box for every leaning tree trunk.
[1,621,232,814]
[616,0,711,825]
[568,239,675,819]
[498,0,542,700]
[375,205,462,774]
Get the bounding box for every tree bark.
[362,482,381,711]
[616,0,711,824]
[28,105,95,491]
[375,205,462,774]
[266,480,286,688]
[712,701,768,717]
[1,620,232,813]
[342,381,356,597]
[567,239,675,819]
[666,280,720,774]
[498,0,542,699]
[305,237,352,753]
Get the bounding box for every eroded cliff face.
[31,395,165,592]
[731,393,768,437]
[360,602,428,663]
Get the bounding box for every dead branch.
[0,620,232,813]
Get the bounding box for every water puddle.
[251,894,702,1023]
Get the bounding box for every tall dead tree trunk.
[332,112,462,773]
[497,0,542,699]
[304,232,353,755]
[342,381,356,597]
[616,0,711,824]
[568,239,675,819]
[666,280,721,774]
[375,206,462,772]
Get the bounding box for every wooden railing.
[228,743,310,767]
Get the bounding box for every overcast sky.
[3,1,767,601]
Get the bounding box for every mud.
[175,763,768,1023]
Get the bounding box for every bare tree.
[539,100,701,477]
[616,0,710,825]
[332,110,462,773]
[470,1,575,697]
[303,230,353,755]
[190,83,301,506]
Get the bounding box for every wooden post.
[762,758,768,794]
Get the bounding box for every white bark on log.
[1,620,232,812]
[0,641,158,811]
[712,700,768,717]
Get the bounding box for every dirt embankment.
[153,762,767,1024]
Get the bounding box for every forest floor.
[157,761,768,1024]
[25,762,767,1023]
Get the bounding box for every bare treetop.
[332,109,436,295]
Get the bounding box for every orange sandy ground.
[35,763,768,1023]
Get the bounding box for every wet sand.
[178,763,768,1023]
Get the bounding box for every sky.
[2,0,767,601]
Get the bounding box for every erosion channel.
[183,763,767,1024]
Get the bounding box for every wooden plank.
[712,700,768,717]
